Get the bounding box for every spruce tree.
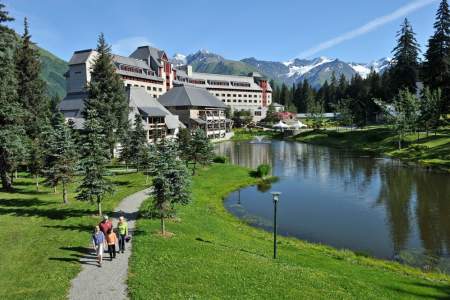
[15,18,50,189]
[43,113,78,203]
[129,114,148,171]
[390,18,420,94]
[84,33,128,157]
[0,3,27,190]
[188,128,214,175]
[76,109,113,216]
[423,0,450,113]
[177,128,192,166]
[148,140,191,235]
[119,119,133,171]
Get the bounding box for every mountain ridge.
[171,50,391,88]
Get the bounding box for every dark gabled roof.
[138,107,168,117]
[58,92,87,118]
[69,50,95,65]
[128,87,173,115]
[129,46,164,67]
[113,54,150,69]
[158,85,227,109]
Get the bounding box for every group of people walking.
[92,215,129,267]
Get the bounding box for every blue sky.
[4,0,440,63]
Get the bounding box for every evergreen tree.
[279,83,289,106]
[390,18,420,94]
[119,119,133,170]
[420,87,442,136]
[188,128,214,175]
[84,33,128,157]
[129,114,148,171]
[0,3,26,190]
[43,113,78,203]
[76,109,113,216]
[423,0,450,113]
[148,140,191,235]
[390,90,421,149]
[15,18,50,189]
[177,127,192,165]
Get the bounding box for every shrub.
[256,164,271,178]
[213,156,227,163]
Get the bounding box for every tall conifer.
[390,18,420,93]
[423,0,450,112]
[0,2,26,190]
[84,33,128,157]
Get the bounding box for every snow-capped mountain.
[171,50,392,88]
[349,58,392,79]
[171,53,187,66]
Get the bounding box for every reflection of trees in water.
[376,166,414,254]
[415,172,450,258]
[218,140,450,262]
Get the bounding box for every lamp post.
[236,142,240,165]
[271,191,281,259]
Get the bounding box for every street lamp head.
[271,191,281,203]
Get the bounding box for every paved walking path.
[69,188,151,300]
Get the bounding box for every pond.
[216,139,450,271]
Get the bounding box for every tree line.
[269,0,450,128]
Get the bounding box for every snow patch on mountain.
[285,56,334,77]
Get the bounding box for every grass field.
[129,164,450,299]
[0,172,147,300]
[293,127,450,172]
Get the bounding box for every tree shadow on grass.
[0,197,53,207]
[0,206,92,220]
[111,180,132,186]
[384,280,450,300]
[43,224,94,232]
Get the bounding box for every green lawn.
[293,127,450,172]
[129,164,450,299]
[0,172,147,300]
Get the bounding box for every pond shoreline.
[129,164,449,299]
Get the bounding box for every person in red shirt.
[99,215,112,236]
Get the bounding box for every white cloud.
[112,36,152,55]
[297,0,438,58]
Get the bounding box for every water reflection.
[217,141,450,270]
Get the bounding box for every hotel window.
[238,94,242,97]
[227,94,231,97]
[233,100,236,103]
[244,100,247,103]
[238,100,242,103]
[254,100,257,103]
[222,94,225,97]
[153,95,157,98]
[134,84,139,87]
[233,94,236,97]
[244,94,247,97]
[147,86,151,91]
[159,88,162,92]
[153,87,157,91]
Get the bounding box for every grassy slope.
[129,164,449,299]
[231,128,281,141]
[293,127,450,172]
[38,46,68,99]
[0,173,147,300]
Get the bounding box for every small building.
[128,87,184,143]
[158,85,233,140]
[276,111,296,121]
[271,102,284,112]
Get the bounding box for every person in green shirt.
[117,216,128,253]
